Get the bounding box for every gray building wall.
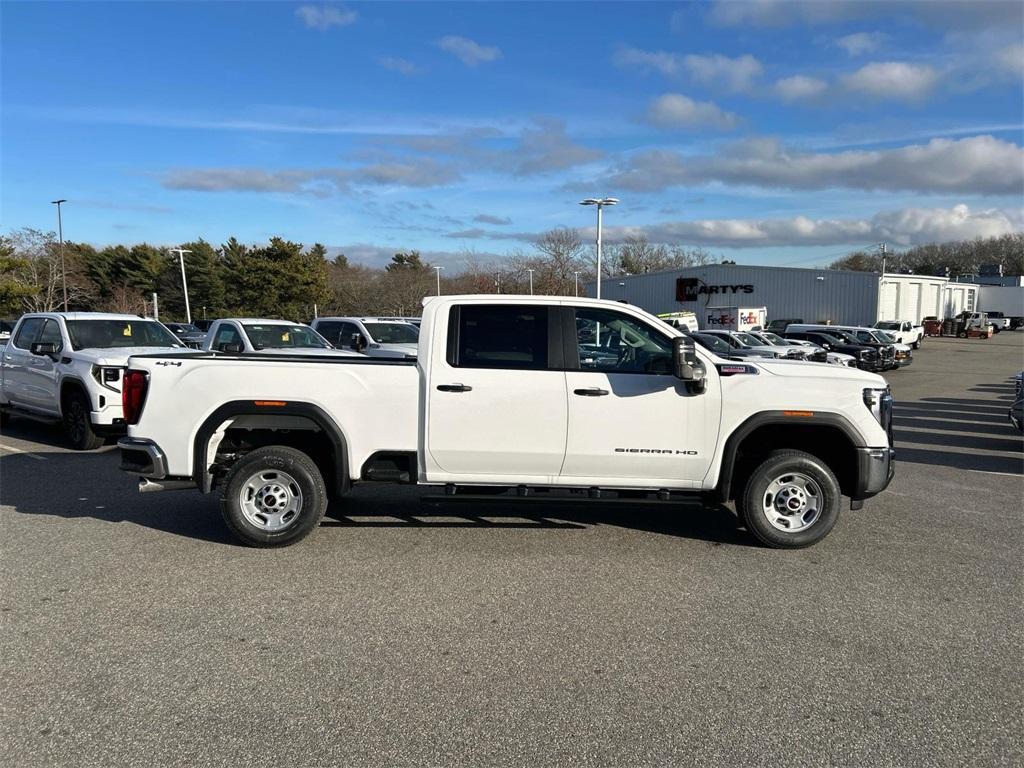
[586,264,881,327]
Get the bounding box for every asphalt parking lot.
[2,334,1022,767]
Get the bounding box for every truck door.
[21,318,63,414]
[424,303,568,481]
[2,317,44,408]
[561,307,719,487]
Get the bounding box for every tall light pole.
[526,268,535,295]
[573,271,581,297]
[169,248,193,324]
[433,265,444,296]
[579,197,618,300]
[51,199,68,311]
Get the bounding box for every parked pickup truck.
[873,321,923,349]
[118,296,895,550]
[203,318,360,357]
[1,312,187,448]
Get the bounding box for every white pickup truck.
[1,312,186,448]
[202,318,360,357]
[873,321,923,349]
[118,296,895,549]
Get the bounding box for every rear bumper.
[117,437,168,478]
[853,447,895,500]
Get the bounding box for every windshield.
[734,332,764,347]
[66,319,183,350]
[241,324,330,349]
[870,331,894,343]
[363,322,419,344]
[168,323,203,335]
[875,322,899,330]
[694,334,732,355]
[760,332,788,345]
[814,332,847,345]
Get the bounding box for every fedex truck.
[703,306,767,332]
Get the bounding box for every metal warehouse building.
[585,264,979,327]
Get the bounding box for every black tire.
[63,390,104,450]
[912,339,921,349]
[220,446,327,547]
[0,409,9,428]
[739,449,841,549]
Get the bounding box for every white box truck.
[703,306,768,332]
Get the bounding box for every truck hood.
[74,346,192,366]
[377,343,418,357]
[754,358,887,386]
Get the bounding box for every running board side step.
[139,477,197,493]
[422,486,706,506]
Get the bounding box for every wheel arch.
[59,376,92,416]
[192,401,350,498]
[717,411,866,501]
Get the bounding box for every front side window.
[65,320,181,350]
[212,324,240,350]
[12,318,44,349]
[574,308,672,375]
[363,322,419,344]
[450,305,548,370]
[314,321,344,345]
[241,324,329,350]
[37,319,64,351]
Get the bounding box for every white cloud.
[842,61,939,101]
[995,43,1024,76]
[295,4,358,31]
[612,46,681,76]
[683,53,763,92]
[603,205,1023,248]
[602,135,1024,195]
[377,57,418,75]
[774,75,827,102]
[645,93,739,130]
[835,31,885,56]
[436,35,502,67]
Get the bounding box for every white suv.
[0,312,187,448]
[310,317,420,358]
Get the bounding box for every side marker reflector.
[254,400,288,407]
[783,410,814,417]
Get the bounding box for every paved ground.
[2,334,1022,767]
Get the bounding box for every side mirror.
[351,333,367,353]
[672,336,706,387]
[30,342,57,357]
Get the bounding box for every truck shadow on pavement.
[1,443,754,548]
[892,381,1023,476]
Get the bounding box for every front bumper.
[853,447,895,499]
[117,437,168,478]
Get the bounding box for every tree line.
[1,226,1019,322]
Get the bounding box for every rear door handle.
[574,387,609,396]
[437,384,472,393]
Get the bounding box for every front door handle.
[574,387,609,397]
[437,384,472,393]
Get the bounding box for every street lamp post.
[433,265,444,296]
[526,268,535,295]
[169,248,193,324]
[573,271,581,297]
[579,197,618,300]
[51,199,68,311]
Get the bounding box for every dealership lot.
[2,336,1021,766]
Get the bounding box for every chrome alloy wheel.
[761,472,822,532]
[238,469,304,532]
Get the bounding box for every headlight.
[863,387,893,432]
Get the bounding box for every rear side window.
[449,305,548,370]
[12,318,44,349]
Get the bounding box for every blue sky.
[3,0,1022,269]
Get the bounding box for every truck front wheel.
[220,446,327,547]
[739,450,841,549]
[64,390,105,450]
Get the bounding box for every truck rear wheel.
[739,450,840,549]
[64,390,105,450]
[220,446,327,547]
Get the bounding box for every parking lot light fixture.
[579,197,618,300]
[169,248,193,324]
[527,268,535,295]
[51,199,68,311]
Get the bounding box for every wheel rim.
[761,472,822,533]
[238,469,304,532]
[67,401,85,443]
